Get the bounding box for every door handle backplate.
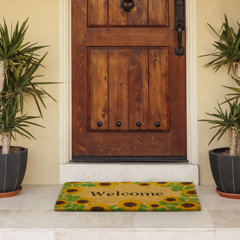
[174,0,185,56]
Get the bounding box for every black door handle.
[176,24,184,56]
[174,0,185,56]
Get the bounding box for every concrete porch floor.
[0,185,240,240]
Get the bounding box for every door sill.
[72,156,188,163]
[60,162,199,185]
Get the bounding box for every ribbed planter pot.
[209,147,240,199]
[0,147,28,198]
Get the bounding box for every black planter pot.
[209,147,240,197]
[0,147,28,196]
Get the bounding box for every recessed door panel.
[88,47,169,131]
[88,0,169,27]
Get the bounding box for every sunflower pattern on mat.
[54,182,201,212]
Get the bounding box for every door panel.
[148,48,169,131]
[109,48,129,130]
[128,0,148,26]
[89,48,109,130]
[88,0,169,27]
[87,47,169,132]
[88,0,107,26]
[148,0,169,26]
[108,0,128,26]
[72,0,186,157]
[128,48,148,130]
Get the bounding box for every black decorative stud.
[136,122,142,127]
[155,122,161,127]
[97,122,103,127]
[116,121,122,127]
[121,0,135,12]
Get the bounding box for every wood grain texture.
[72,0,186,157]
[89,48,109,130]
[148,48,169,130]
[87,0,169,27]
[128,0,148,26]
[87,28,172,46]
[88,0,108,26]
[109,0,127,26]
[148,0,169,26]
[128,48,148,129]
[72,0,88,155]
[109,48,129,130]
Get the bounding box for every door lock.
[174,0,185,56]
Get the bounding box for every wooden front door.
[72,0,186,160]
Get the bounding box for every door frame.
[59,0,198,164]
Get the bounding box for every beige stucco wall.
[0,0,240,185]
[0,0,60,184]
[197,0,240,184]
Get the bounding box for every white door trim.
[59,0,72,164]
[59,0,198,165]
[185,0,198,164]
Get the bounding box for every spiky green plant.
[200,100,240,155]
[200,15,240,156]
[201,15,240,74]
[0,19,56,154]
[223,75,240,102]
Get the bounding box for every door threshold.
[72,156,188,163]
[60,162,199,185]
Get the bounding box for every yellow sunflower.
[179,202,201,211]
[55,199,68,207]
[85,204,109,212]
[74,198,91,206]
[162,196,179,204]
[95,182,115,187]
[138,182,152,187]
[154,182,173,187]
[63,187,82,195]
[183,189,197,196]
[119,199,141,211]
[147,202,162,209]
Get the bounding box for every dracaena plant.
[201,15,240,74]
[0,19,55,154]
[200,100,240,155]
[200,15,240,156]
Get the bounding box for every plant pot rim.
[209,147,240,158]
[209,147,232,157]
[0,146,27,156]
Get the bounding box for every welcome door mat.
[55,182,201,212]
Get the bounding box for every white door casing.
[59,0,198,165]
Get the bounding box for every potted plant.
[201,15,240,199]
[0,19,55,197]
